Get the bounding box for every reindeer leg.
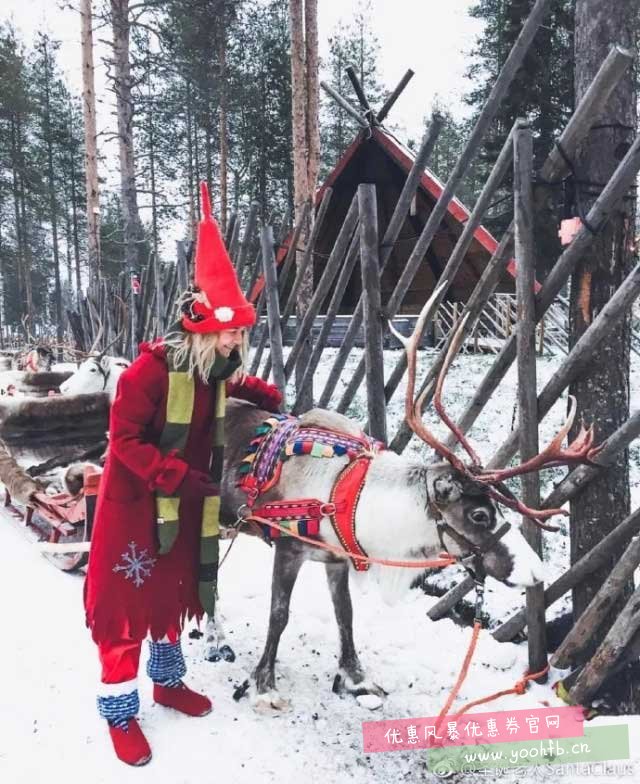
[325,561,387,707]
[203,601,235,663]
[252,540,304,712]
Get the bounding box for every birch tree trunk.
[80,0,100,285]
[111,0,143,271]
[569,0,639,707]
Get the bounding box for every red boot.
[108,718,152,766]
[153,682,212,717]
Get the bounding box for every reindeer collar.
[329,456,374,572]
[237,416,382,568]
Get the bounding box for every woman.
[84,183,282,766]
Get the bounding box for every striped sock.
[97,685,139,729]
[147,640,187,687]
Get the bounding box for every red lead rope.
[220,515,549,720]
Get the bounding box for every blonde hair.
[164,328,248,384]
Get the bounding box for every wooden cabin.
[250,126,517,315]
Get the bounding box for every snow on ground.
[1,347,639,784]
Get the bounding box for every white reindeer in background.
[60,354,131,401]
[60,323,130,401]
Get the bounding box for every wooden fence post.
[551,535,640,669]
[442,128,640,452]
[283,195,359,381]
[260,226,285,394]
[260,189,332,379]
[514,120,547,679]
[493,507,640,642]
[317,115,444,408]
[252,202,310,375]
[358,184,386,441]
[569,581,640,705]
[235,202,259,283]
[292,232,360,413]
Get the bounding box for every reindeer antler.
[97,327,125,359]
[394,296,603,532]
[86,299,104,354]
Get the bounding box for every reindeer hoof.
[219,644,236,662]
[333,672,388,706]
[355,694,384,710]
[205,643,236,663]
[253,690,291,714]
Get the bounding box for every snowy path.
[2,347,640,783]
[1,506,638,784]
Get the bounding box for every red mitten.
[179,468,219,498]
[227,376,283,413]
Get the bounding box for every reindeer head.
[389,280,603,587]
[424,463,544,586]
[59,354,130,399]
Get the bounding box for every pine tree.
[321,0,385,174]
[464,0,575,262]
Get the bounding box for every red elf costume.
[84,182,282,767]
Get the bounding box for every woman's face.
[216,328,244,357]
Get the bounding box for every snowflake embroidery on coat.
[113,541,156,588]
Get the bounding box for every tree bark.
[569,0,638,705]
[289,0,309,219]
[218,23,228,237]
[185,80,196,239]
[304,0,319,205]
[81,0,100,284]
[110,0,143,271]
[41,37,63,346]
[289,0,318,408]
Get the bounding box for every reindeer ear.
[100,356,110,372]
[433,473,462,506]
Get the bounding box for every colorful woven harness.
[237,415,385,571]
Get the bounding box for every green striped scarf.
[156,345,241,617]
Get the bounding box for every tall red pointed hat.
[181,181,256,333]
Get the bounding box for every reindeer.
[213,289,601,712]
[59,354,131,401]
[10,316,55,373]
[58,289,600,712]
[59,323,130,401]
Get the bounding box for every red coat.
[84,341,282,644]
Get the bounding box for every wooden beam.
[358,184,386,441]
[377,69,415,124]
[292,232,360,413]
[543,410,640,509]
[253,202,310,376]
[320,80,368,128]
[346,65,374,121]
[260,226,285,392]
[318,114,444,408]
[235,202,259,282]
[551,535,640,669]
[569,581,640,705]
[443,127,640,452]
[493,507,640,642]
[487,261,640,471]
[514,121,547,679]
[282,194,359,381]
[261,189,332,380]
